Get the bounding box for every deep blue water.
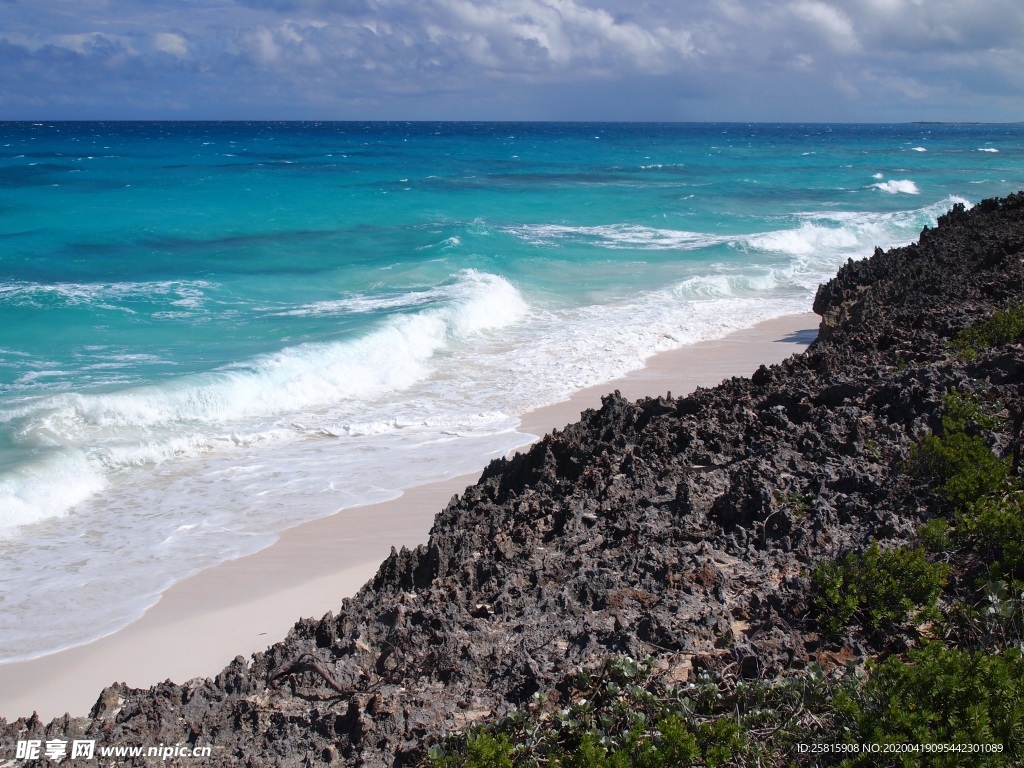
[1,121,1022,660]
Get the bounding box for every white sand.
[0,312,818,722]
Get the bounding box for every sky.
[0,0,1022,122]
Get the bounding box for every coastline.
[0,311,818,722]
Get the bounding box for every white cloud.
[433,0,694,74]
[51,32,136,56]
[246,26,281,64]
[153,32,189,58]
[790,1,861,53]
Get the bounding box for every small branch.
[269,653,345,694]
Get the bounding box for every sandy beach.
[0,311,818,722]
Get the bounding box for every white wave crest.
[0,270,527,531]
[673,196,971,299]
[0,450,107,531]
[14,271,525,434]
[978,148,999,153]
[504,223,727,250]
[872,179,920,195]
[743,222,860,256]
[277,290,441,318]
[672,273,775,299]
[0,280,214,310]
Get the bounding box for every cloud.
[790,1,861,53]
[0,0,1021,119]
[153,31,189,58]
[245,26,280,64]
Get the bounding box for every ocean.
[1,121,1022,662]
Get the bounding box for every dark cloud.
[0,0,1020,120]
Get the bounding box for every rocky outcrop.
[4,193,1024,766]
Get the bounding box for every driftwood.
[268,653,344,694]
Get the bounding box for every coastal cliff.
[4,193,1024,765]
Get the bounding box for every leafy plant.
[913,391,1010,508]
[951,299,1024,360]
[917,517,950,552]
[812,544,948,638]
[833,642,1024,766]
[955,493,1024,582]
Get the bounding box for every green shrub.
[646,716,699,767]
[913,392,1009,508]
[812,544,949,638]
[694,719,741,767]
[911,391,1021,585]
[558,717,705,768]
[918,517,951,552]
[833,642,1024,766]
[956,494,1024,582]
[952,299,1024,359]
[429,731,515,768]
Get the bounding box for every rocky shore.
[4,193,1024,766]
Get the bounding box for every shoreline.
[0,311,818,722]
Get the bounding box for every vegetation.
[912,391,1010,508]
[951,299,1024,360]
[428,300,1024,765]
[832,643,1024,767]
[811,544,947,639]
[913,391,1022,586]
[427,655,847,767]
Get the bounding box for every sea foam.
[872,179,920,194]
[0,270,527,532]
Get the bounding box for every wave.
[0,280,214,311]
[872,179,920,194]
[0,198,968,532]
[673,270,792,299]
[0,270,527,531]
[507,197,965,266]
[277,284,453,318]
[617,197,969,303]
[303,410,516,439]
[503,223,729,250]
[9,271,524,431]
[752,197,963,255]
[0,449,106,531]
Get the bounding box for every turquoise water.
[1,121,1022,661]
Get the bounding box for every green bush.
[558,717,704,768]
[911,390,1022,587]
[812,544,949,638]
[426,655,747,768]
[913,392,1009,508]
[951,299,1024,359]
[429,731,514,768]
[646,716,699,767]
[426,648,1021,767]
[918,517,951,552]
[834,642,1024,766]
[956,494,1024,582]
